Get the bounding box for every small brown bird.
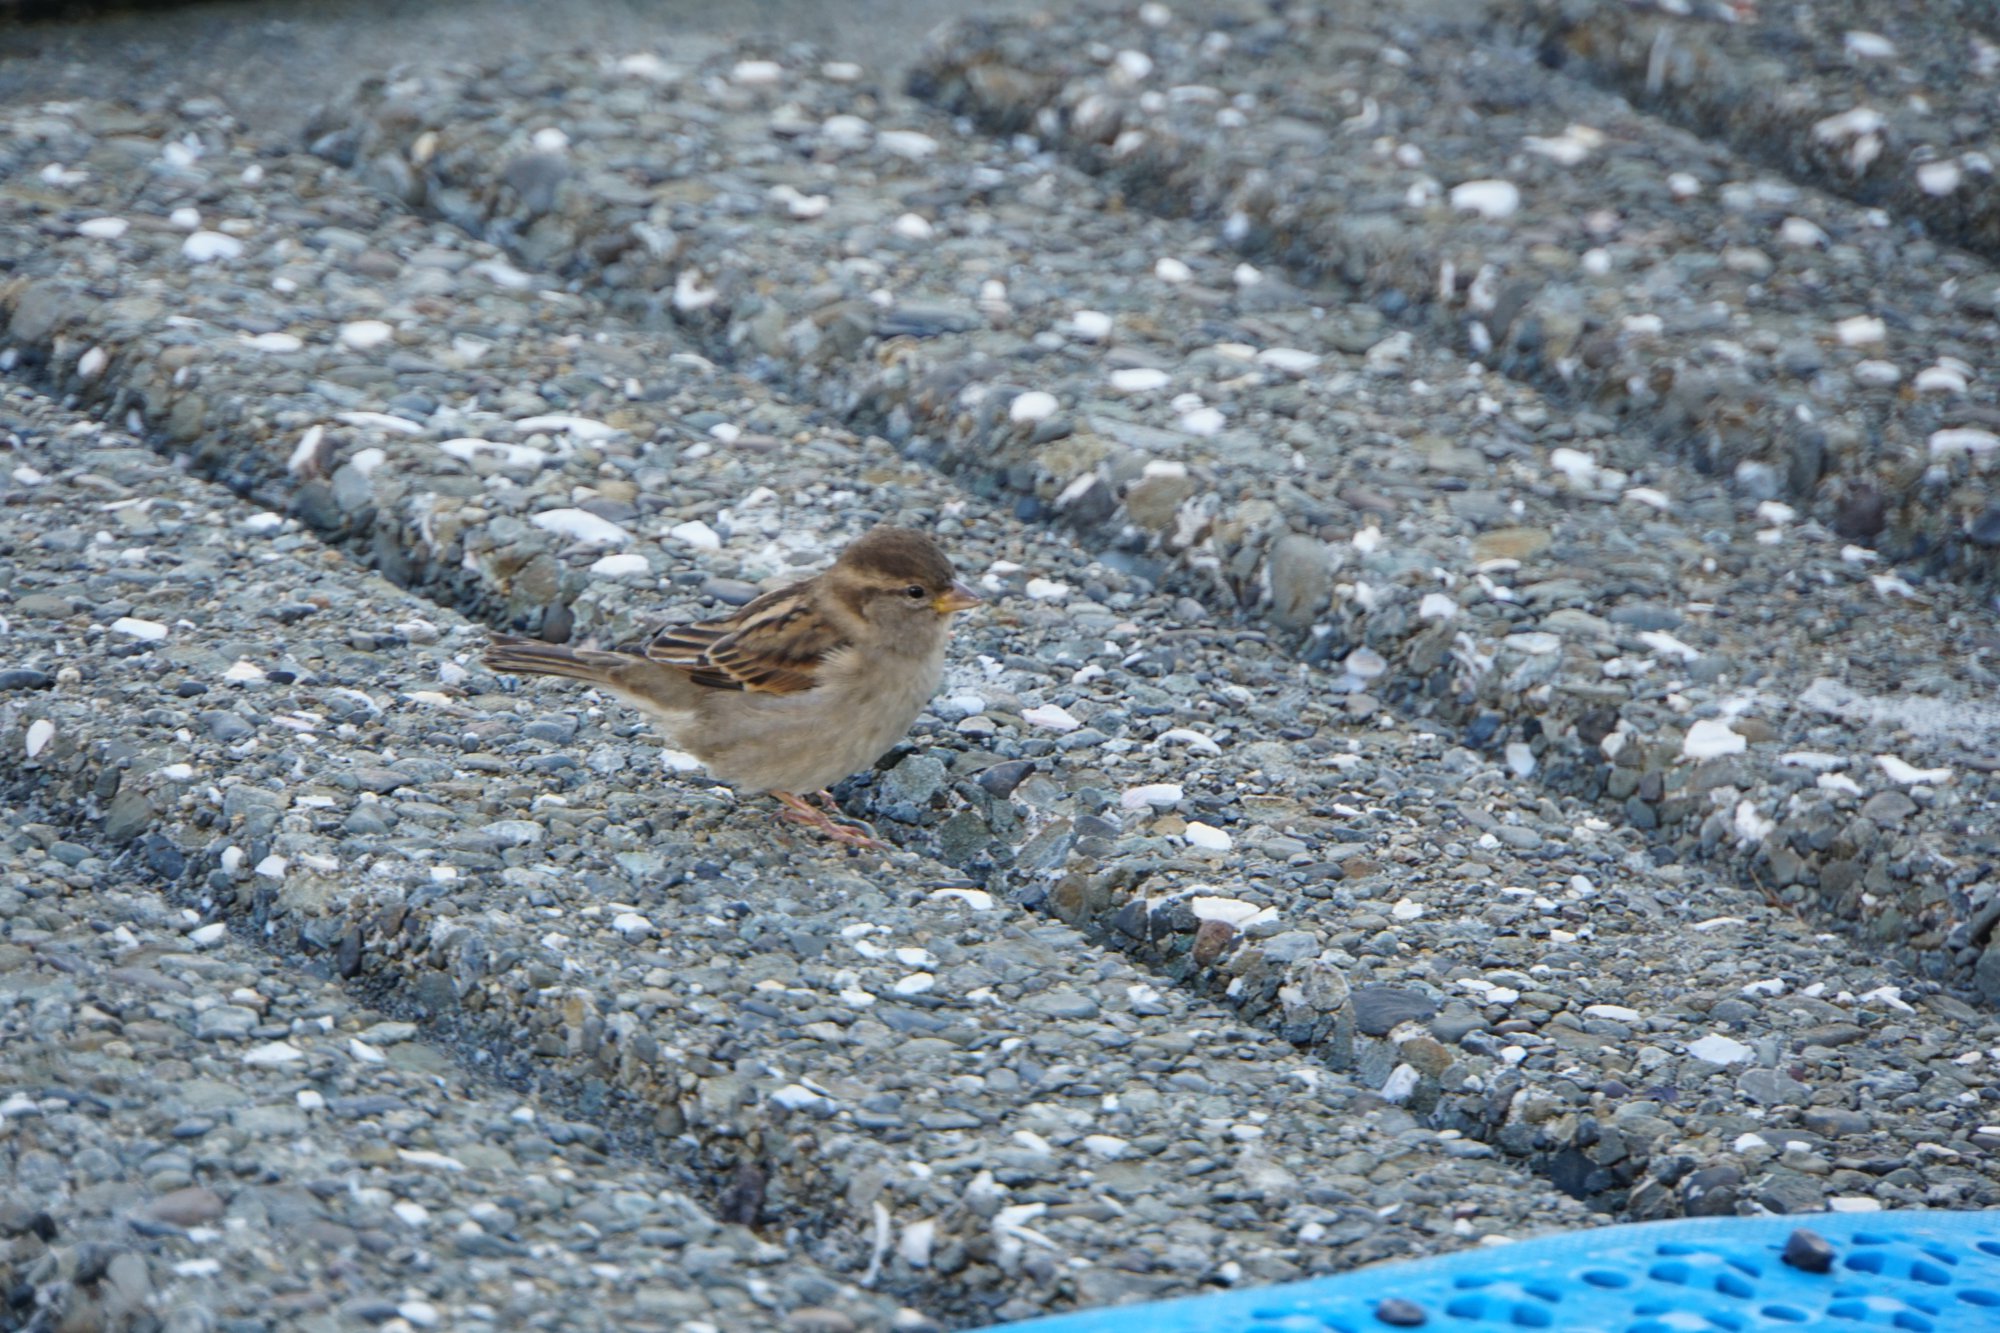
[483,526,980,848]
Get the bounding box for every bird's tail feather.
[483,633,629,683]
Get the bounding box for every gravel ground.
[4,1,2000,1330]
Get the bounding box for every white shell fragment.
[668,519,722,550]
[338,319,395,350]
[24,719,54,759]
[1021,703,1081,732]
[1929,428,1999,457]
[1877,755,1951,785]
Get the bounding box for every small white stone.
[1448,178,1520,219]
[1682,719,1746,760]
[1418,592,1457,621]
[159,763,194,781]
[531,508,633,546]
[1813,106,1886,143]
[1379,1064,1421,1104]
[770,1084,825,1110]
[893,973,935,996]
[821,113,873,147]
[1504,742,1536,778]
[1623,486,1673,511]
[1108,367,1171,393]
[187,922,227,948]
[661,749,704,773]
[673,269,717,311]
[668,519,721,550]
[181,231,242,263]
[398,1301,441,1329]
[1756,500,1797,525]
[1584,1004,1642,1023]
[1154,727,1221,755]
[1878,754,1951,785]
[1178,405,1226,436]
[1817,773,1863,796]
[1256,347,1321,377]
[1066,309,1114,342]
[1929,427,1999,456]
[223,660,266,682]
[1390,898,1424,921]
[1687,1034,1754,1065]
[1120,783,1184,810]
[255,855,288,879]
[1023,578,1070,602]
[1844,30,1896,59]
[1917,160,1963,196]
[338,320,394,350]
[1852,359,1902,386]
[24,719,54,759]
[1828,1196,1884,1213]
[77,216,128,239]
[112,616,169,642]
[930,888,994,911]
[1008,391,1059,423]
[731,59,784,85]
[892,212,935,240]
[514,413,617,441]
[877,129,938,160]
[1081,1134,1129,1160]
[1779,216,1829,248]
[391,1201,430,1229]
[611,912,654,941]
[349,1038,385,1064]
[1183,822,1234,852]
[1914,364,1968,394]
[529,126,569,153]
[590,553,651,577]
[76,346,108,381]
[242,1041,306,1067]
[1638,629,1701,663]
[1834,315,1885,346]
[1154,256,1192,283]
[1548,447,1598,484]
[1021,703,1081,732]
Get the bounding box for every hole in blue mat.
[1847,1252,1887,1275]
[1980,1242,2000,1258]
[1910,1261,1950,1286]
[1445,1297,1486,1320]
[1649,1261,1691,1285]
[1961,1290,2000,1307]
[1452,1275,1493,1290]
[1829,1301,1868,1319]
[1892,1314,1934,1332]
[1634,1300,1669,1315]
[1658,1242,1702,1256]
[1726,1257,1761,1278]
[1506,1304,1552,1329]
[1920,1244,1957,1266]
[1714,1272,1753,1300]
[1522,1282,1560,1304]
[1629,1322,1670,1333]
[1855,1233,1892,1246]
[1705,1316,1743,1332]
[1583,1271,1631,1289]
[1761,1306,1808,1323]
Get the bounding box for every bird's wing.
[645,585,847,694]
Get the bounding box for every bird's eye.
[904,585,927,599]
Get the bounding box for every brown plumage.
[482,526,979,847]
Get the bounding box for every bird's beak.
[933,582,983,615]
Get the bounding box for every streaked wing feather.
[643,584,846,694]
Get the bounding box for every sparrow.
[482,526,981,848]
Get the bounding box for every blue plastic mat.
[989,1211,2000,1332]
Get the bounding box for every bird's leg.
[772,791,884,850]
[811,789,842,814]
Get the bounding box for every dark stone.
[1374,1298,1428,1327]
[198,710,254,742]
[1351,985,1438,1036]
[1968,503,2000,548]
[1781,1228,1835,1274]
[977,758,1035,799]
[0,669,52,691]
[1681,1165,1743,1217]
